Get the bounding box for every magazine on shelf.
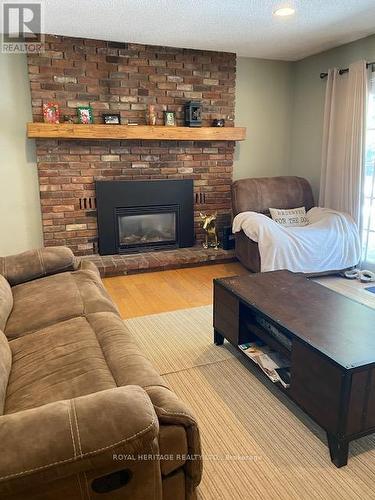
[239,341,291,388]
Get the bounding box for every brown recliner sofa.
[0,247,202,500]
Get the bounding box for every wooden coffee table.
[213,270,375,467]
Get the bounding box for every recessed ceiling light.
[273,7,295,17]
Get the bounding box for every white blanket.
[232,207,361,273]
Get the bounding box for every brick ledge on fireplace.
[83,245,236,277]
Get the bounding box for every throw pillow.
[269,207,308,227]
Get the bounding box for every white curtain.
[362,68,375,270]
[319,60,368,226]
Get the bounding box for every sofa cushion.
[5,316,116,414]
[0,275,13,331]
[4,267,119,340]
[86,311,168,389]
[5,311,168,414]
[0,331,12,415]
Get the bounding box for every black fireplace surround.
[96,179,194,255]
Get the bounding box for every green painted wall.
[234,57,294,180]
[0,54,42,255]
[290,34,375,201]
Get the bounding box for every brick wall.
[28,35,236,255]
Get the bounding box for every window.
[363,69,375,270]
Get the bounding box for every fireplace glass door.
[116,206,178,253]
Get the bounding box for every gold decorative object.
[199,212,219,249]
[147,104,157,126]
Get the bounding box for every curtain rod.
[320,62,375,79]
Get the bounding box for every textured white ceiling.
[34,0,375,60]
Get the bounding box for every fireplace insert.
[116,206,178,252]
[96,179,194,255]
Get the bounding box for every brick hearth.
[28,35,236,257]
[84,245,235,277]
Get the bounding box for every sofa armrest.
[75,258,101,276]
[0,247,77,286]
[0,386,159,497]
[147,386,202,491]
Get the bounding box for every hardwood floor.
[103,262,375,319]
[103,262,246,319]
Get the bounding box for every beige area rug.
[125,305,375,500]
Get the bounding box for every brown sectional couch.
[0,247,202,500]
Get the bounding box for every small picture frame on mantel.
[43,102,60,124]
[163,111,176,127]
[103,113,121,125]
[77,106,94,124]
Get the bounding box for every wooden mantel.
[27,123,246,141]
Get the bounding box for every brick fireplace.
[27,35,236,256]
